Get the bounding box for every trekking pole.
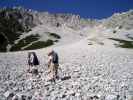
[58,65,64,77]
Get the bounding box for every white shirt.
[30,54,34,63]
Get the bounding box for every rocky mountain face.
[0,7,133,52]
[102,10,133,30]
[0,7,40,52]
[37,12,97,29]
[0,7,96,52]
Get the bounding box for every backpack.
[52,52,58,64]
[28,52,39,66]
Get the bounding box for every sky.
[0,0,133,19]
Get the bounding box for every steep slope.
[0,7,99,52]
[1,7,133,52]
[0,38,133,100]
[102,10,133,30]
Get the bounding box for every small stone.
[13,87,19,91]
[66,90,75,96]
[31,68,39,75]
[12,95,19,100]
[61,76,71,81]
[21,94,27,100]
[0,87,4,93]
[15,93,21,99]
[93,95,99,99]
[105,95,117,100]
[26,81,32,90]
[61,94,67,98]
[44,81,51,87]
[27,95,32,100]
[74,69,80,72]
[4,91,14,98]
[75,93,80,97]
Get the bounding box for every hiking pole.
[58,65,64,78]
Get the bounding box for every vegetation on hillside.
[0,9,24,51]
[24,40,54,50]
[0,8,32,52]
[109,38,133,48]
[47,32,61,39]
[10,34,40,51]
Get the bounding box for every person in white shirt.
[27,52,39,73]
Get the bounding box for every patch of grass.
[24,39,54,50]
[9,33,60,51]
[10,34,40,51]
[109,38,133,48]
[47,32,61,39]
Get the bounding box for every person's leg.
[32,65,38,75]
[27,64,32,73]
[55,64,59,79]
[27,65,30,72]
[49,64,54,79]
[49,64,56,83]
[53,64,56,80]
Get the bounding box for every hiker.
[27,52,39,74]
[47,50,59,81]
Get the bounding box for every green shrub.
[47,32,61,39]
[10,34,40,51]
[109,38,133,48]
[24,40,54,50]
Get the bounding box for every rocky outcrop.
[0,7,92,52]
[0,7,133,52]
[102,10,133,30]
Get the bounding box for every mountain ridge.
[0,7,133,52]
